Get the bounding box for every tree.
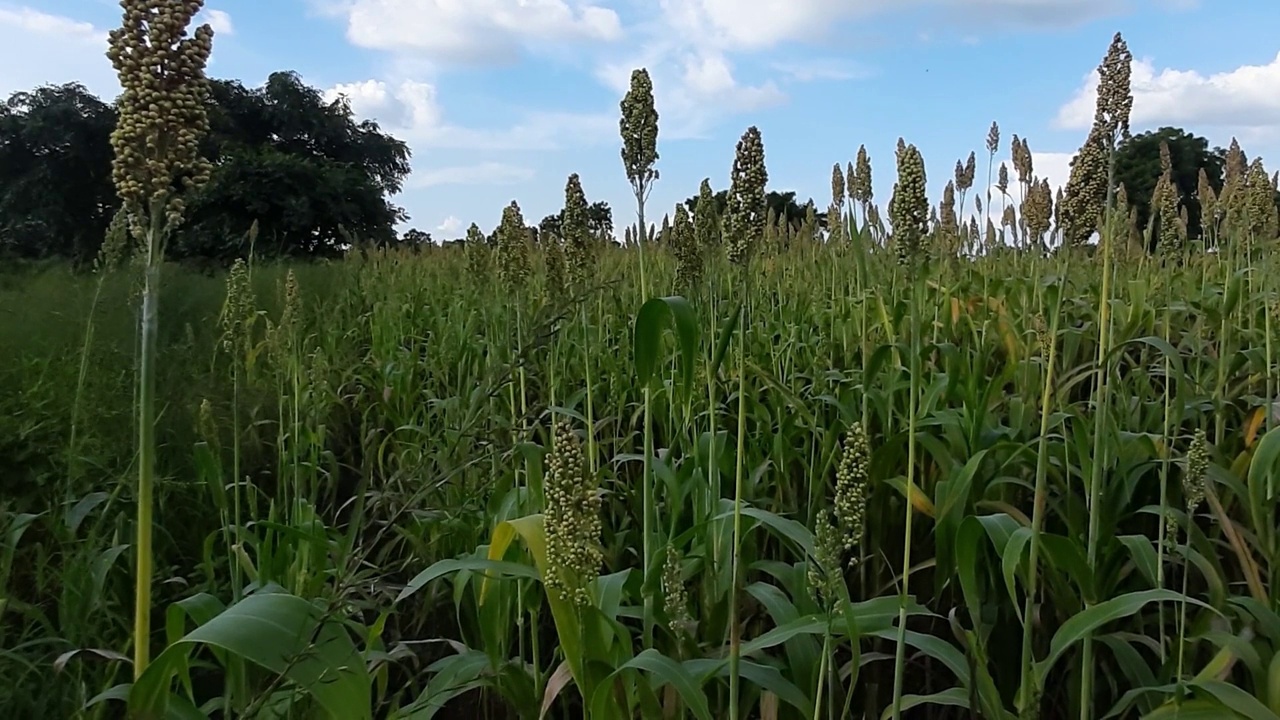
[180,71,411,259]
[1113,126,1226,242]
[0,71,412,263]
[682,189,820,233]
[0,83,119,262]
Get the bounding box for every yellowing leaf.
[1245,406,1265,448]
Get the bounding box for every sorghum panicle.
[807,509,844,610]
[834,423,871,553]
[693,178,719,252]
[106,0,214,233]
[671,204,702,288]
[497,201,531,288]
[726,126,768,267]
[852,145,873,207]
[544,420,603,606]
[619,68,659,192]
[562,173,594,289]
[220,258,255,355]
[889,141,929,265]
[661,545,694,639]
[1183,430,1209,514]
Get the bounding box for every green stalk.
[1018,273,1064,711]
[1156,280,1174,662]
[643,380,655,648]
[132,204,165,678]
[891,273,921,720]
[1081,144,1120,720]
[728,274,749,719]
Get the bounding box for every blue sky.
[2,0,1278,239]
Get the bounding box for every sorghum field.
[4,14,1280,720]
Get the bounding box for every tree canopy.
[0,71,412,263]
[1113,126,1226,241]
[681,188,821,232]
[0,83,119,261]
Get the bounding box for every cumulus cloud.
[201,9,235,35]
[436,215,464,234]
[0,7,115,98]
[411,162,535,188]
[326,77,615,150]
[1055,52,1280,132]
[332,0,622,64]
[658,0,1117,53]
[969,149,1075,224]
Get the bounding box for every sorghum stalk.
[725,125,768,719]
[1018,292,1064,715]
[107,0,214,677]
[888,139,930,720]
[1081,32,1132,720]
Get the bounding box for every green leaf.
[131,591,370,720]
[1188,679,1280,720]
[589,649,712,720]
[633,296,701,398]
[879,687,969,720]
[1143,699,1252,719]
[713,504,815,557]
[1247,427,1280,550]
[397,557,537,604]
[399,649,491,719]
[1036,589,1212,684]
[1119,535,1160,588]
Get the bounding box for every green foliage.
[0,84,119,261]
[0,71,411,264]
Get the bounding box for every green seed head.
[1183,430,1209,514]
[544,420,603,606]
[693,178,719,251]
[661,544,694,639]
[941,180,958,233]
[671,203,702,288]
[726,126,768,267]
[889,140,929,266]
[807,509,844,610]
[562,173,594,289]
[619,68,659,194]
[852,145,873,206]
[497,201,531,288]
[835,423,871,552]
[107,0,214,235]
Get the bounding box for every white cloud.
[326,77,614,150]
[201,9,234,35]
[333,0,622,64]
[1055,52,1280,132]
[657,0,1116,54]
[770,58,870,82]
[437,215,463,234]
[595,44,785,139]
[0,7,115,98]
[412,162,535,188]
